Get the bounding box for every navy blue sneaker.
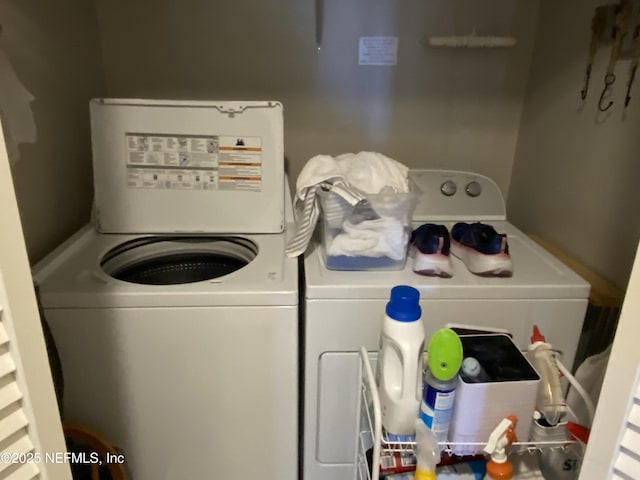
[409,224,453,277]
[450,222,513,276]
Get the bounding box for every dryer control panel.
[410,169,506,222]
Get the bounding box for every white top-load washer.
[34,99,298,480]
[302,169,590,480]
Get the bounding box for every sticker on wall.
[124,133,262,192]
[358,36,398,66]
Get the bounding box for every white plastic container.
[448,334,540,455]
[376,285,426,435]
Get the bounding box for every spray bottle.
[528,325,566,425]
[483,415,518,480]
[413,419,439,480]
[460,356,490,383]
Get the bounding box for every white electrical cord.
[556,359,596,427]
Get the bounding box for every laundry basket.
[318,189,417,271]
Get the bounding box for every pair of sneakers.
[409,222,513,277]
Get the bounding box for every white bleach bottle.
[376,285,425,435]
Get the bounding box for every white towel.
[285,152,410,258]
[327,217,408,260]
[286,179,365,258]
[293,154,341,201]
[335,151,409,194]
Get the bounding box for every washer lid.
[90,99,284,234]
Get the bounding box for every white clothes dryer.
[34,99,298,480]
[302,169,590,480]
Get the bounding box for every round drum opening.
[100,237,258,285]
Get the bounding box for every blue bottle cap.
[386,285,421,322]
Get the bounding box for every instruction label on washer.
[125,133,262,191]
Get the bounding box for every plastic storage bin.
[318,189,417,270]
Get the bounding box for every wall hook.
[599,73,617,111]
[626,63,638,106]
[626,22,640,107]
[581,7,608,101]
[596,1,633,111]
[315,0,323,51]
[581,65,592,100]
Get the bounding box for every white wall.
[508,0,640,289]
[0,0,105,264]
[5,0,636,292]
[94,0,539,196]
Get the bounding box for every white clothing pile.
[286,151,410,259]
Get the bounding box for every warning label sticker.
[125,133,262,191]
[218,136,263,191]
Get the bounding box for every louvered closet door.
[0,307,39,479]
[0,128,71,479]
[580,239,640,480]
[612,377,640,479]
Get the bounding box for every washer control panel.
[410,170,506,221]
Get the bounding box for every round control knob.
[440,180,457,196]
[465,181,482,197]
